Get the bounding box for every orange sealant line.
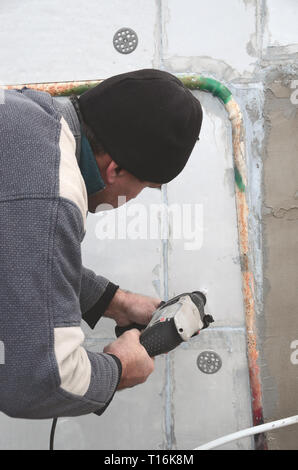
[226,98,267,450]
[1,80,102,96]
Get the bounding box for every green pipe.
[179,76,232,104]
[54,76,233,104]
[2,76,233,104]
[57,77,233,104]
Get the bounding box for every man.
[0,69,202,419]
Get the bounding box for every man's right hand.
[103,329,155,390]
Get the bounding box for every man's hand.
[104,329,155,390]
[105,289,161,327]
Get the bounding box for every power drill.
[115,291,214,357]
[49,293,213,450]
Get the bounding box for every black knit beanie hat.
[78,69,203,184]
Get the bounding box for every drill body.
[115,291,214,357]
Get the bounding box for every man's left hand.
[104,288,161,327]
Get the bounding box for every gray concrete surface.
[260,80,298,450]
[0,0,297,450]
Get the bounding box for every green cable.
[179,76,232,104]
[53,75,233,103]
[180,76,244,192]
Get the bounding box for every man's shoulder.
[0,89,87,227]
[0,88,61,199]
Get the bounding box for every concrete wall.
[0,0,297,450]
[261,80,298,450]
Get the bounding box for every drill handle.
[114,319,182,357]
[114,323,147,337]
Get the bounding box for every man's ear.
[105,160,121,184]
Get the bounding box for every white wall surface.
[263,0,298,51]
[162,0,257,78]
[0,0,159,84]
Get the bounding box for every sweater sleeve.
[0,91,121,420]
[49,199,121,417]
[80,266,119,329]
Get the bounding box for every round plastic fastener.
[113,28,138,54]
[197,350,222,374]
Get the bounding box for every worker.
[0,69,202,419]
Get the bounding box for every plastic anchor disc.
[197,350,222,374]
[113,28,138,54]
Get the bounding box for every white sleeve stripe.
[58,117,88,229]
[54,327,91,396]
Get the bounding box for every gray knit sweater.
[0,88,121,419]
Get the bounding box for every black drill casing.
[140,317,183,357]
[114,291,213,357]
